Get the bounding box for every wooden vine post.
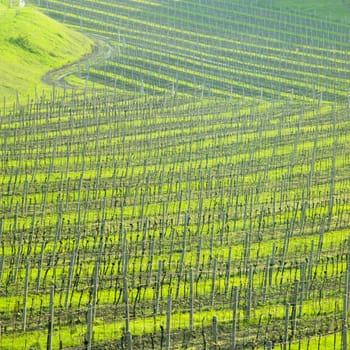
[47,285,55,350]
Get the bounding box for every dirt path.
[42,34,114,89]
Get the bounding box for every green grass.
[1,90,349,348]
[1,0,350,349]
[257,0,350,23]
[0,1,93,99]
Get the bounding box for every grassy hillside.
[258,0,350,23]
[0,1,93,99]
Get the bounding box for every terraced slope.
[35,0,350,102]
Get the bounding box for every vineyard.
[1,0,350,349]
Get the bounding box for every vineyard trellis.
[1,87,350,348]
[1,0,350,349]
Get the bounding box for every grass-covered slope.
[0,1,93,98]
[258,0,350,23]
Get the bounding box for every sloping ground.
[257,0,350,23]
[41,34,114,89]
[1,1,350,349]
[0,1,93,99]
[1,87,350,350]
[38,0,350,102]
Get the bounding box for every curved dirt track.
[42,34,114,89]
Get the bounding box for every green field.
[0,0,93,98]
[258,0,350,23]
[1,0,350,349]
